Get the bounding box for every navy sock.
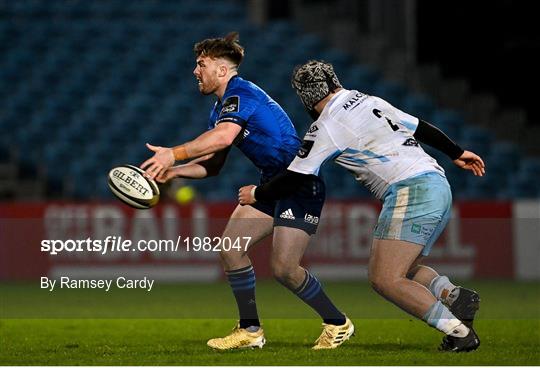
[226,265,260,329]
[294,270,346,325]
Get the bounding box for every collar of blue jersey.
[218,74,240,103]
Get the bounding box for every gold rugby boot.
[312,317,354,350]
[207,323,265,350]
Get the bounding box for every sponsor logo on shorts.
[279,208,295,220]
[304,214,319,225]
[411,223,436,237]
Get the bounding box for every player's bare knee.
[368,274,382,294]
[271,259,297,286]
[219,249,247,269]
[271,260,289,280]
[368,272,395,295]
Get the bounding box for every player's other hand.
[141,143,175,180]
[238,185,257,205]
[155,167,177,184]
[453,150,485,176]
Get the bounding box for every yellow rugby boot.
[312,317,354,350]
[207,323,265,350]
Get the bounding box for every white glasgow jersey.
[289,89,445,200]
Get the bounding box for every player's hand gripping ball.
[108,164,160,209]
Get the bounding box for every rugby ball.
[107,164,160,209]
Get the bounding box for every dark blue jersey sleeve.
[216,89,260,127]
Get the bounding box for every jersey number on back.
[372,109,399,131]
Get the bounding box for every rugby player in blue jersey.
[141,33,354,350]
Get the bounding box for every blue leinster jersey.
[208,76,301,179]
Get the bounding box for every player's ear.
[217,63,228,78]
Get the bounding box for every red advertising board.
[0,200,515,280]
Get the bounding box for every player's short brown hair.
[194,32,245,67]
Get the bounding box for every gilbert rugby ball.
[107,164,160,209]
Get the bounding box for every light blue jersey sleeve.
[394,107,420,134]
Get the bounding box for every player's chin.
[196,83,205,92]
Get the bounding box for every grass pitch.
[1,281,539,365]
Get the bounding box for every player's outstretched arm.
[156,148,231,183]
[413,120,485,176]
[453,150,485,176]
[176,122,241,160]
[141,123,241,179]
[413,119,465,160]
[155,157,211,183]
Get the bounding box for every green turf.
[1,281,539,365]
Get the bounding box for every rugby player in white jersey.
[238,60,485,352]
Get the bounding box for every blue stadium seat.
[2,0,536,201]
[372,81,407,106]
[429,109,465,140]
[317,49,352,71]
[341,65,380,93]
[484,161,509,185]
[458,126,493,158]
[399,94,436,119]
[518,158,540,180]
[500,179,540,199]
[487,142,521,171]
[295,35,324,56]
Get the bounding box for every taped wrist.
[173,145,189,161]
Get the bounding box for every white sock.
[437,319,469,338]
[429,275,457,304]
[424,301,470,337]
